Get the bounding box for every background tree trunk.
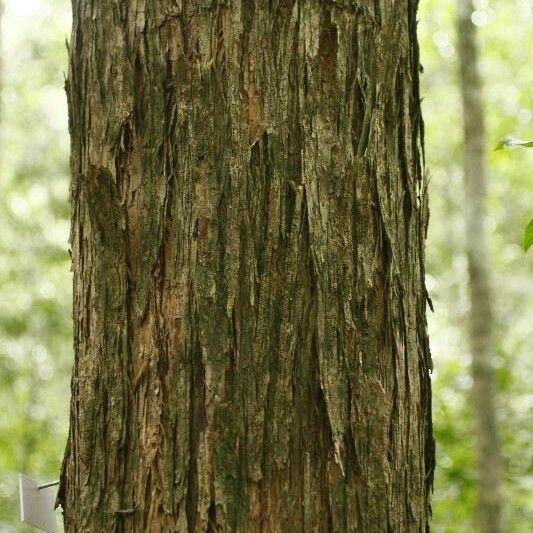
[59,1,433,531]
[457,1,503,532]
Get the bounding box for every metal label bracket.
[19,474,58,533]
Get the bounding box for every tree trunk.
[456,1,503,532]
[59,1,433,531]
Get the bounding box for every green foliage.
[0,0,531,531]
[420,0,533,530]
[524,218,533,251]
[0,1,71,530]
[495,136,533,150]
[493,138,533,252]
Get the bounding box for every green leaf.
[524,218,533,251]
[494,136,533,151]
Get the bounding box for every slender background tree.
[456,1,503,531]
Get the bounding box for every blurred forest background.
[0,0,531,531]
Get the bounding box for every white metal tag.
[18,474,57,533]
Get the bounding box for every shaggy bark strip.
[59,1,434,531]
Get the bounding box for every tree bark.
[59,1,433,531]
[456,1,503,532]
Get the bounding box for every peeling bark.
[59,1,433,531]
[457,1,503,531]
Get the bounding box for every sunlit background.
[0,0,531,531]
